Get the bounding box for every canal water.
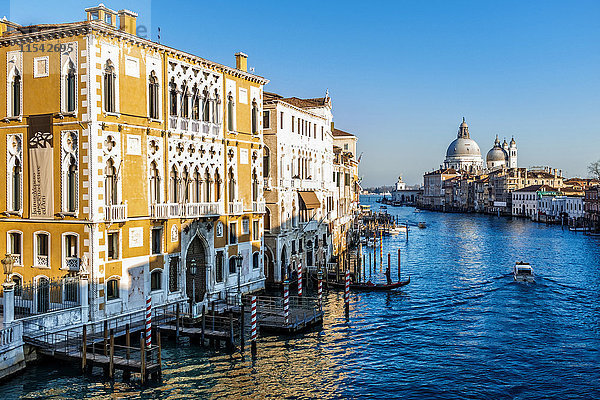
[2,195,600,399]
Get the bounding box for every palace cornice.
[267,101,328,121]
[0,20,269,85]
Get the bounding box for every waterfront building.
[262,92,335,283]
[584,186,600,231]
[422,168,459,210]
[538,194,584,225]
[391,176,421,205]
[0,4,268,326]
[511,185,558,220]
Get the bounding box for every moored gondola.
[328,276,410,291]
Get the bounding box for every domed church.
[486,135,518,170]
[444,118,484,173]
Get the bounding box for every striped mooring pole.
[317,269,323,311]
[344,269,350,320]
[283,279,290,325]
[250,295,257,359]
[145,296,152,348]
[297,262,303,296]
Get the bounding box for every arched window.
[148,71,159,119]
[103,61,116,112]
[263,146,270,178]
[105,159,118,206]
[228,256,237,275]
[106,277,120,300]
[227,92,234,132]
[228,167,235,203]
[11,159,21,212]
[181,84,190,118]
[202,88,210,122]
[182,167,189,203]
[214,170,221,201]
[151,269,162,291]
[252,169,259,202]
[251,100,258,134]
[192,84,200,120]
[169,79,178,116]
[35,232,49,267]
[150,161,160,204]
[193,168,201,202]
[264,207,271,232]
[170,166,179,203]
[67,157,77,212]
[213,91,220,123]
[204,168,211,202]
[66,61,76,112]
[252,252,259,270]
[11,275,22,297]
[11,70,21,116]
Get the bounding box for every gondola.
[327,276,410,291]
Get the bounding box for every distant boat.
[329,277,410,291]
[514,262,534,283]
[418,222,427,229]
[569,227,589,232]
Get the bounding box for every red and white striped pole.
[251,295,257,359]
[145,296,152,348]
[317,270,323,312]
[344,269,350,320]
[297,262,303,296]
[283,278,290,325]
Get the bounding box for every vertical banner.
[28,114,54,218]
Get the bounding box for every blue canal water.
[2,195,600,399]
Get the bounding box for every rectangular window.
[151,270,162,291]
[229,222,237,244]
[106,279,119,300]
[242,218,250,235]
[216,251,224,283]
[65,235,77,257]
[169,256,179,292]
[291,116,295,132]
[345,173,350,186]
[107,232,119,260]
[263,110,270,129]
[321,126,324,140]
[9,232,21,257]
[253,220,259,241]
[280,112,284,129]
[152,227,162,255]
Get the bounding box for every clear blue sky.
[4,0,600,186]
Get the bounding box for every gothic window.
[193,168,201,202]
[204,168,211,202]
[67,157,77,212]
[213,91,220,123]
[169,256,179,293]
[170,165,179,203]
[182,167,190,203]
[10,70,21,117]
[252,169,259,202]
[263,146,270,178]
[215,251,224,283]
[228,167,235,203]
[192,85,200,120]
[202,88,210,122]
[10,159,21,212]
[66,61,76,112]
[105,158,118,206]
[251,100,258,134]
[214,170,221,201]
[169,79,178,116]
[148,71,159,119]
[103,61,116,113]
[150,161,160,204]
[264,207,271,232]
[181,84,190,118]
[227,92,234,132]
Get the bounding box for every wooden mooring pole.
[103,320,108,356]
[240,299,245,354]
[109,329,115,379]
[81,325,87,373]
[344,269,350,321]
[140,333,146,385]
[126,323,130,359]
[398,248,401,280]
[157,328,162,379]
[250,296,257,360]
[175,303,180,341]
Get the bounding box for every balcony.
[36,255,49,267]
[64,257,80,271]
[229,201,244,215]
[105,203,127,223]
[10,253,21,266]
[252,201,266,213]
[168,203,182,217]
[302,220,319,231]
[150,203,170,219]
[184,202,223,218]
[169,116,221,136]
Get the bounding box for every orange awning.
[298,191,321,209]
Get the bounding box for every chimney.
[235,52,248,72]
[86,4,117,28]
[118,9,138,35]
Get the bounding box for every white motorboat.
[513,262,534,283]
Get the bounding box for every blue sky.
[4,0,599,186]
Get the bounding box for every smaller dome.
[510,137,516,146]
[486,146,507,163]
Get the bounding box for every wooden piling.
[240,301,245,354]
[175,303,180,340]
[229,313,235,351]
[140,333,146,385]
[109,329,114,379]
[81,325,87,373]
[398,248,401,280]
[201,308,206,345]
[157,328,162,379]
[126,323,130,359]
[103,320,108,356]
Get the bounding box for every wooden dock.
[248,295,324,334]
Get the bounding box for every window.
[12,275,22,296]
[170,166,179,203]
[107,232,119,260]
[229,222,237,244]
[182,167,190,203]
[192,85,200,120]
[291,116,295,132]
[242,218,250,235]
[66,61,76,112]
[264,208,271,232]
[227,92,234,132]
[152,227,162,255]
[252,252,259,270]
[214,170,222,201]
[35,233,49,267]
[103,61,116,112]
[10,159,21,212]
[252,170,259,202]
[202,88,210,122]
[228,167,236,203]
[280,112,284,129]
[10,70,21,116]
[169,256,179,292]
[148,71,159,119]
[263,110,270,129]
[216,251,224,283]
[9,232,21,264]
[213,91,220,123]
[105,158,118,206]
[151,269,162,291]
[169,79,178,116]
[150,162,160,204]
[67,158,77,212]
[229,256,237,274]
[263,147,270,178]
[253,220,259,241]
[106,278,119,300]
[64,234,78,258]
[181,85,190,118]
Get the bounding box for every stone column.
[3,282,15,325]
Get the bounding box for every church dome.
[486,146,507,162]
[446,138,482,158]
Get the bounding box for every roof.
[279,96,329,109]
[332,128,355,138]
[424,168,458,176]
[513,184,557,193]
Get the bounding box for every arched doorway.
[306,240,313,267]
[280,245,287,281]
[37,277,50,313]
[264,247,275,283]
[186,236,207,303]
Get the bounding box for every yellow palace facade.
[0,5,268,321]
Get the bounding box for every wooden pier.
[249,296,323,334]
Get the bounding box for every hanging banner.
[28,114,54,218]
